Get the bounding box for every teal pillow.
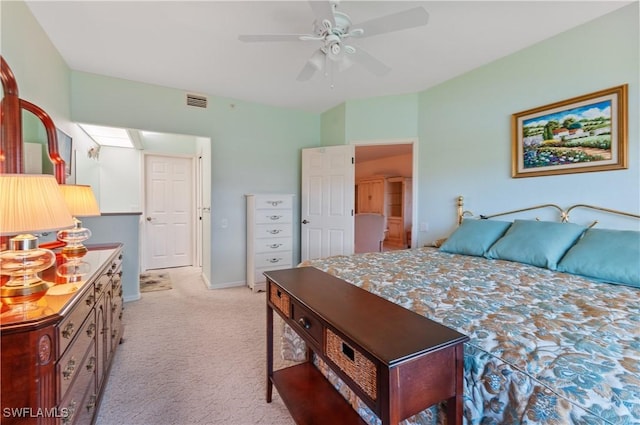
[557,228,640,287]
[486,220,586,270]
[440,219,512,257]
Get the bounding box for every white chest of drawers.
[246,194,295,292]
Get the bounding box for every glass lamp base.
[0,281,50,306]
[61,244,88,257]
[0,234,55,307]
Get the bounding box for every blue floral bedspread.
[292,248,640,425]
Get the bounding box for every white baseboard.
[124,294,141,302]
[206,280,246,290]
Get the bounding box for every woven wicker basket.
[325,328,377,400]
[269,285,290,318]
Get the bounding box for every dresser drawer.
[58,286,95,356]
[254,195,293,210]
[269,283,291,318]
[291,300,323,347]
[255,224,292,239]
[111,295,123,323]
[58,312,97,398]
[255,210,292,224]
[111,268,123,292]
[254,238,293,253]
[59,353,96,425]
[94,274,110,301]
[110,297,124,353]
[106,256,122,279]
[255,251,292,269]
[325,328,378,401]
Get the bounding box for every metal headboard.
[456,195,640,227]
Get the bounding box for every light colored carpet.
[139,271,173,293]
[96,266,295,425]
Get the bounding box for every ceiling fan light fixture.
[309,51,325,70]
[239,1,429,84]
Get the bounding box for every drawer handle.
[267,229,282,235]
[268,243,283,249]
[62,401,77,425]
[86,356,96,372]
[107,269,113,277]
[63,358,76,380]
[119,311,123,320]
[276,289,283,298]
[268,215,282,220]
[268,201,283,206]
[342,342,355,362]
[267,258,282,264]
[298,317,311,330]
[86,394,97,412]
[112,303,117,313]
[86,323,96,338]
[85,294,95,306]
[62,322,75,339]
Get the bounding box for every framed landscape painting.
[512,84,627,178]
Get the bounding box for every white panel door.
[301,145,355,261]
[145,155,193,269]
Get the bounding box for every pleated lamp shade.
[0,174,75,236]
[59,185,100,217]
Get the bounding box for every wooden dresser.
[245,194,294,292]
[1,243,124,425]
[265,267,469,425]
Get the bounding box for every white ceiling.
[26,1,631,114]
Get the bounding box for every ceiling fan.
[238,1,429,84]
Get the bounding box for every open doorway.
[74,124,212,279]
[353,140,416,252]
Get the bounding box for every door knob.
[146,217,153,221]
[302,219,310,224]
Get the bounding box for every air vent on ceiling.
[186,93,207,108]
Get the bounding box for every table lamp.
[0,174,75,307]
[57,184,101,256]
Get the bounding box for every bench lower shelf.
[271,363,368,425]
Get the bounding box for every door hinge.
[351,209,354,216]
[351,157,354,164]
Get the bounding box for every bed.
[282,197,640,425]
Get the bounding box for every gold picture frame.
[512,84,627,178]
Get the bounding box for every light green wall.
[320,103,346,145]
[320,93,419,144]
[141,132,197,154]
[417,2,639,242]
[345,93,418,142]
[70,72,320,286]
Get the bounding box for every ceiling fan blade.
[350,47,391,77]
[352,7,429,38]
[308,0,335,27]
[238,34,308,42]
[297,49,325,81]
